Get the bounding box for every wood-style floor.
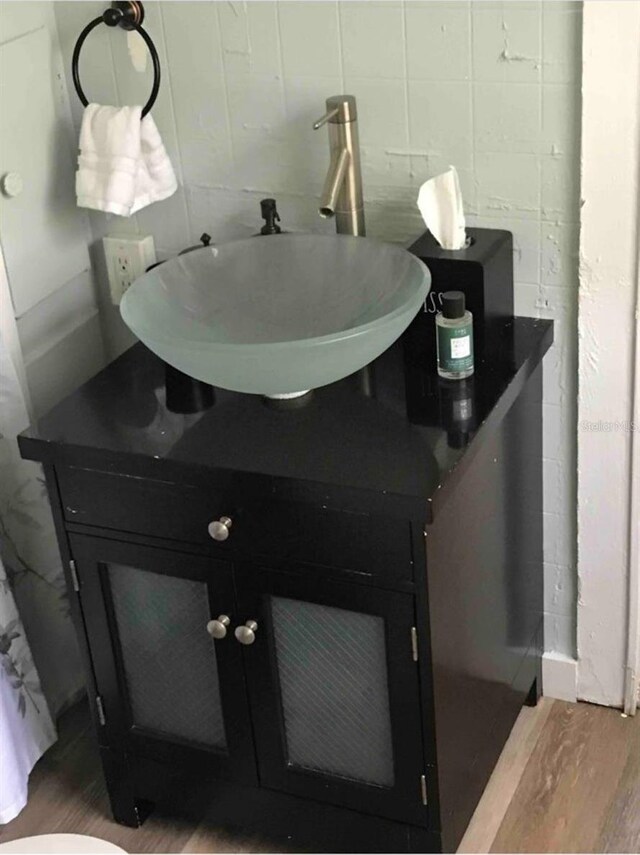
[1,698,638,854]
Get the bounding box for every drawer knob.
[206,615,230,639]
[208,515,233,542]
[235,620,258,646]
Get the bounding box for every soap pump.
[257,198,282,235]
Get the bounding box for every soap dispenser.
[257,198,283,235]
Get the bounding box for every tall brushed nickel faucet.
[313,95,365,236]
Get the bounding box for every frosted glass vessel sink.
[120,234,430,397]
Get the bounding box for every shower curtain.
[0,323,81,822]
[0,552,56,823]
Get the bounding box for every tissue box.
[405,227,514,369]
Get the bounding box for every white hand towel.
[76,104,177,217]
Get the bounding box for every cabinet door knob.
[235,620,258,645]
[206,614,230,639]
[208,515,233,542]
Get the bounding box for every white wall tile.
[473,83,541,154]
[543,402,575,463]
[278,1,341,78]
[218,0,281,76]
[284,74,344,128]
[472,1,542,84]
[359,150,414,195]
[344,77,408,148]
[54,1,119,131]
[544,561,575,615]
[225,73,287,141]
[225,73,291,191]
[163,2,223,75]
[541,83,581,155]
[405,1,471,81]
[541,154,580,222]
[340,1,405,79]
[161,3,232,188]
[541,222,579,289]
[542,1,582,85]
[475,152,540,219]
[543,455,576,521]
[186,185,253,243]
[543,328,577,409]
[24,312,106,419]
[510,218,542,285]
[474,216,540,285]
[136,186,191,254]
[407,80,473,170]
[544,510,576,578]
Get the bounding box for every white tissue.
[417,166,467,251]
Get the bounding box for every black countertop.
[19,317,552,520]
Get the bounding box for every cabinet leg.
[100,747,153,827]
[524,675,541,707]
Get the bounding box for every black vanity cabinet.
[67,535,258,788]
[20,318,553,853]
[235,564,427,827]
[68,532,426,828]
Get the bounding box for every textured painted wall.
[54,0,582,661]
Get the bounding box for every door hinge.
[95,695,106,726]
[69,559,80,592]
[420,773,428,806]
[411,626,419,662]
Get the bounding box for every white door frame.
[577,0,640,711]
[624,225,640,715]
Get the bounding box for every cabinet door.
[70,534,256,785]
[235,566,428,825]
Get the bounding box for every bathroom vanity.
[19,317,552,853]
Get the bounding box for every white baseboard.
[542,652,578,702]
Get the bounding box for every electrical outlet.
[103,235,156,304]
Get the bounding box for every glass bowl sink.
[120,233,430,397]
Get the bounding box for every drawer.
[56,467,413,583]
[58,467,227,544]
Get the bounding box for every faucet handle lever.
[312,107,339,130]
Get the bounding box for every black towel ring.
[72,1,160,119]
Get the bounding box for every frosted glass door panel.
[108,563,227,749]
[271,596,394,787]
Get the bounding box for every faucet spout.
[313,95,365,236]
[319,147,349,219]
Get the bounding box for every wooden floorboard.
[458,697,553,853]
[596,704,640,854]
[491,701,639,854]
[1,698,638,854]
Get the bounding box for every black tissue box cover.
[405,227,514,370]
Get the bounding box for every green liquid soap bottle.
[436,291,474,380]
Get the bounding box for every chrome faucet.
[313,95,365,236]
